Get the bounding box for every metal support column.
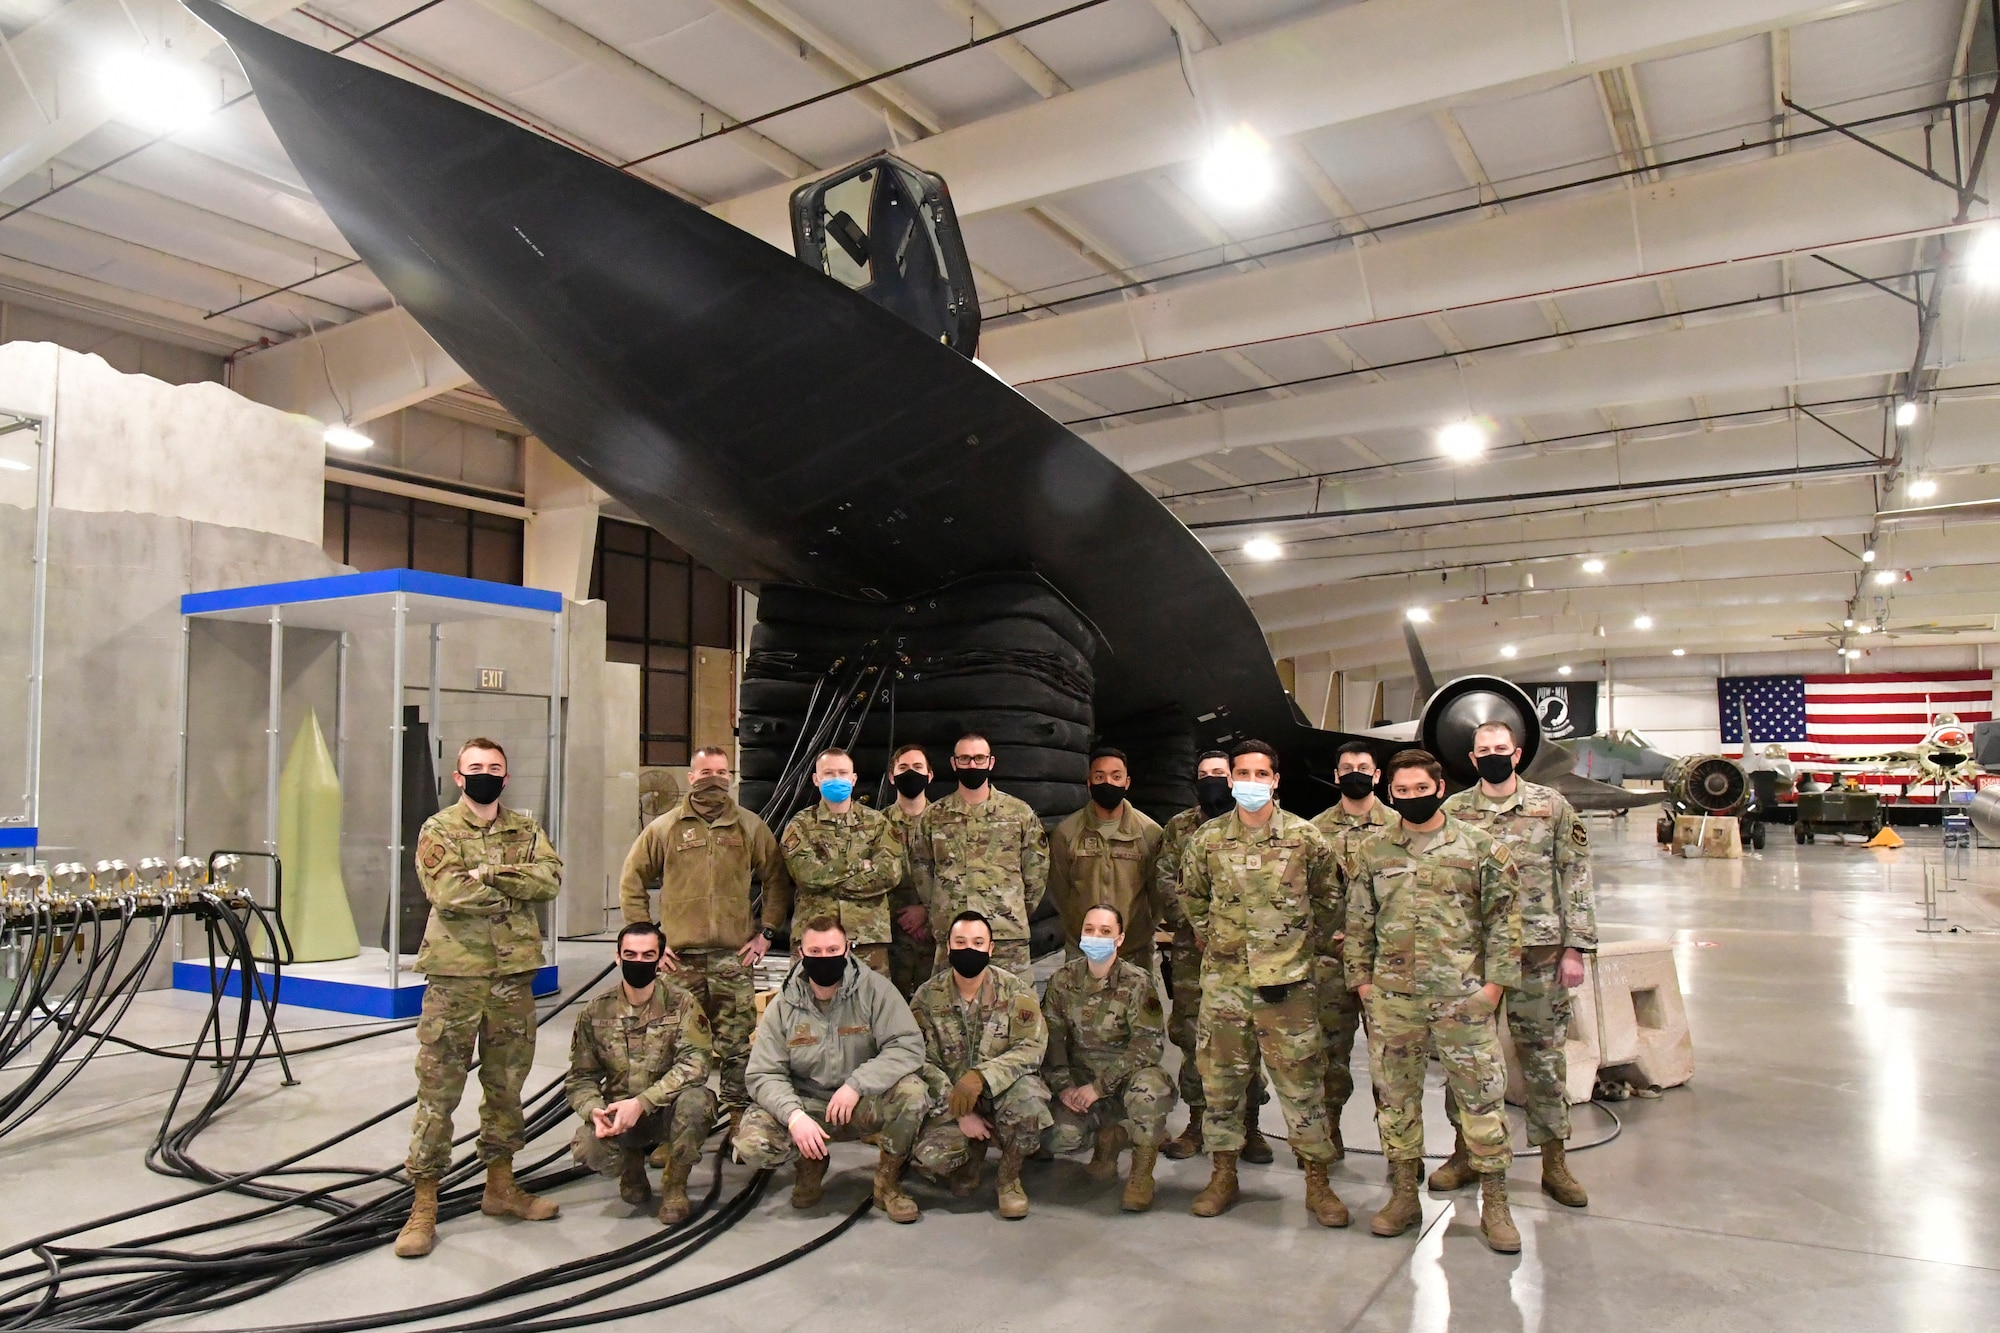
[387,594,406,983]
[544,606,565,967]
[428,623,442,809]
[265,607,284,909]
[334,631,349,780]
[22,413,48,844]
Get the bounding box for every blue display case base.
[172,948,558,1019]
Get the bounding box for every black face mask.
[893,769,930,799]
[1089,782,1127,812]
[948,947,990,979]
[800,952,848,987]
[1195,775,1233,817]
[1337,770,1376,801]
[460,772,505,805]
[619,959,658,990]
[1475,753,1517,785]
[955,765,990,792]
[1393,792,1446,825]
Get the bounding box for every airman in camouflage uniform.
[564,974,717,1223]
[884,802,931,997]
[910,778,1048,976]
[1179,775,1347,1227]
[1347,774,1523,1249]
[781,798,905,974]
[1442,768,1596,1206]
[1155,784,1269,1161]
[397,746,564,1259]
[908,935,1052,1219]
[1047,794,1163,970]
[619,757,793,1121]
[1310,794,1397,1157]
[1041,936,1175,1211]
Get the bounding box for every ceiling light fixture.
[1557,664,1573,676]
[1671,647,1686,657]
[323,424,373,451]
[1906,477,1938,499]
[1843,617,1855,628]
[1633,615,1653,630]
[1581,557,1605,574]
[1894,400,1919,428]
[1405,606,1431,623]
[1499,644,1517,658]
[1243,535,1282,561]
[1968,225,2000,286]
[1199,124,1275,209]
[1856,624,1873,634]
[1861,547,1877,563]
[1874,569,1899,585]
[1436,418,1488,460]
[100,52,212,132]
[0,457,28,473]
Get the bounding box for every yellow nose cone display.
[269,709,361,962]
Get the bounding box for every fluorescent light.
[1861,547,1876,563]
[1436,418,1487,460]
[323,424,373,451]
[1499,644,1517,658]
[1633,615,1654,630]
[1557,664,1572,676]
[1874,569,1898,585]
[1581,557,1605,574]
[100,52,212,132]
[1671,647,1686,657]
[1894,400,1919,428]
[1907,477,1938,499]
[1968,225,2000,286]
[1199,124,1275,209]
[1405,606,1431,623]
[0,457,28,472]
[1856,624,1873,635]
[1243,536,1282,561]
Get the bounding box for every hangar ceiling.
[0,0,1996,689]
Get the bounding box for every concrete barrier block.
[1504,939,1694,1103]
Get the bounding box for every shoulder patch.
[1569,821,1590,849]
[419,837,448,871]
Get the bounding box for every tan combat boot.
[995,1143,1029,1220]
[1161,1109,1203,1161]
[393,1176,439,1259]
[647,1143,669,1168]
[1086,1123,1128,1181]
[873,1151,920,1224]
[790,1154,828,1209]
[1303,1161,1351,1228]
[949,1139,987,1198]
[481,1156,559,1221]
[657,1154,693,1225]
[1479,1173,1520,1252]
[1540,1140,1588,1208]
[1190,1149,1240,1217]
[1427,1129,1475,1192]
[618,1149,650,1206]
[1241,1119,1275,1165]
[1121,1144,1158,1213]
[1370,1159,1423,1237]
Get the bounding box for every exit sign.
[478,668,506,691]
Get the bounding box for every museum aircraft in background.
[192,1,1651,810]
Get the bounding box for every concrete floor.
[5,820,2000,1331]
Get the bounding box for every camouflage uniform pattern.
[908,966,1053,1170]
[406,801,563,1177]
[1443,780,1596,1145]
[564,981,718,1173]
[884,804,931,998]
[734,1078,932,1166]
[780,799,906,969]
[911,788,1048,975]
[1154,806,1264,1114]
[1308,800,1397,1127]
[669,950,757,1113]
[1346,815,1523,1172]
[1040,957,1175,1149]
[1178,806,1338,1163]
[1046,802,1163,970]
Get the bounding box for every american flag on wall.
[1719,671,1996,799]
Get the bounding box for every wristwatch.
[760,926,777,942]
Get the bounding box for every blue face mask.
[1232,780,1273,812]
[819,776,856,804]
[1078,935,1118,964]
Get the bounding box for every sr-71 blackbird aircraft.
[193,1,1649,812]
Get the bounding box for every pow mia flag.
[1522,681,1598,740]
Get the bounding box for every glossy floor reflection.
[4,820,1998,1330]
